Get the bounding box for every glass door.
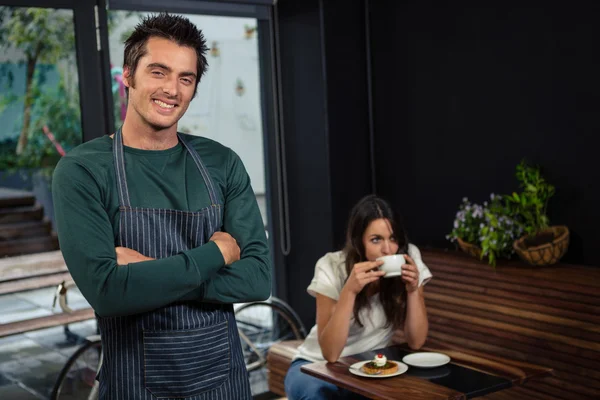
[0,1,106,398]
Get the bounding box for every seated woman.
[284,195,432,400]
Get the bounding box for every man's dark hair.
[123,13,209,97]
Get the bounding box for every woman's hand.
[401,255,420,293]
[345,260,386,295]
[115,247,154,265]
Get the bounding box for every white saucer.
[383,272,402,278]
[348,360,408,378]
[402,352,451,368]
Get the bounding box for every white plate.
[348,360,408,378]
[402,352,451,368]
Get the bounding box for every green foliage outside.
[0,7,139,181]
[0,7,80,179]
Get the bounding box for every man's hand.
[115,247,154,265]
[210,231,240,265]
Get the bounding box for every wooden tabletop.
[301,344,553,400]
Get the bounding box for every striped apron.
[97,128,252,399]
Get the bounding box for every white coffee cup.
[376,254,405,278]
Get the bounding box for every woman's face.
[362,218,399,261]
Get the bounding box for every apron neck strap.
[113,128,131,208]
[177,133,220,206]
[112,129,221,208]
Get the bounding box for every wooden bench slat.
[427,299,599,347]
[426,260,600,296]
[425,251,600,288]
[428,318,600,370]
[428,308,600,353]
[0,308,95,338]
[425,294,600,338]
[431,270,599,305]
[427,280,600,323]
[0,271,72,296]
[0,250,66,281]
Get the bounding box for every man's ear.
[122,66,132,88]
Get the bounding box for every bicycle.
[50,280,306,399]
[235,297,307,394]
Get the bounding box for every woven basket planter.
[513,225,569,266]
[456,237,482,260]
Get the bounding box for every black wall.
[277,0,600,328]
[277,0,372,327]
[370,1,600,265]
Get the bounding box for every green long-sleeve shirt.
[52,134,271,317]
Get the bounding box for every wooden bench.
[267,250,600,399]
[0,250,95,338]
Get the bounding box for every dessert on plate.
[361,354,399,375]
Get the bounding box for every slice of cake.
[361,354,399,375]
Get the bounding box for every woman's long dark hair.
[343,195,408,330]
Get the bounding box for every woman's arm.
[317,260,384,362]
[315,288,355,363]
[404,285,428,349]
[402,255,428,349]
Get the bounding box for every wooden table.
[301,344,553,399]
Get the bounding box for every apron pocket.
[143,320,230,398]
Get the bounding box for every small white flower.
[454,220,459,228]
[463,197,468,202]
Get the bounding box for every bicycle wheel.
[234,298,305,395]
[50,339,102,400]
[264,297,307,339]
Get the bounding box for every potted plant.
[447,195,522,266]
[447,198,485,259]
[506,160,569,266]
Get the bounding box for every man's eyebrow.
[146,62,171,71]
[180,71,197,79]
[147,63,196,79]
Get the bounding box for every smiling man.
[52,13,270,399]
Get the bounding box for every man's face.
[123,37,197,132]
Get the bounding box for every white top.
[294,244,433,362]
